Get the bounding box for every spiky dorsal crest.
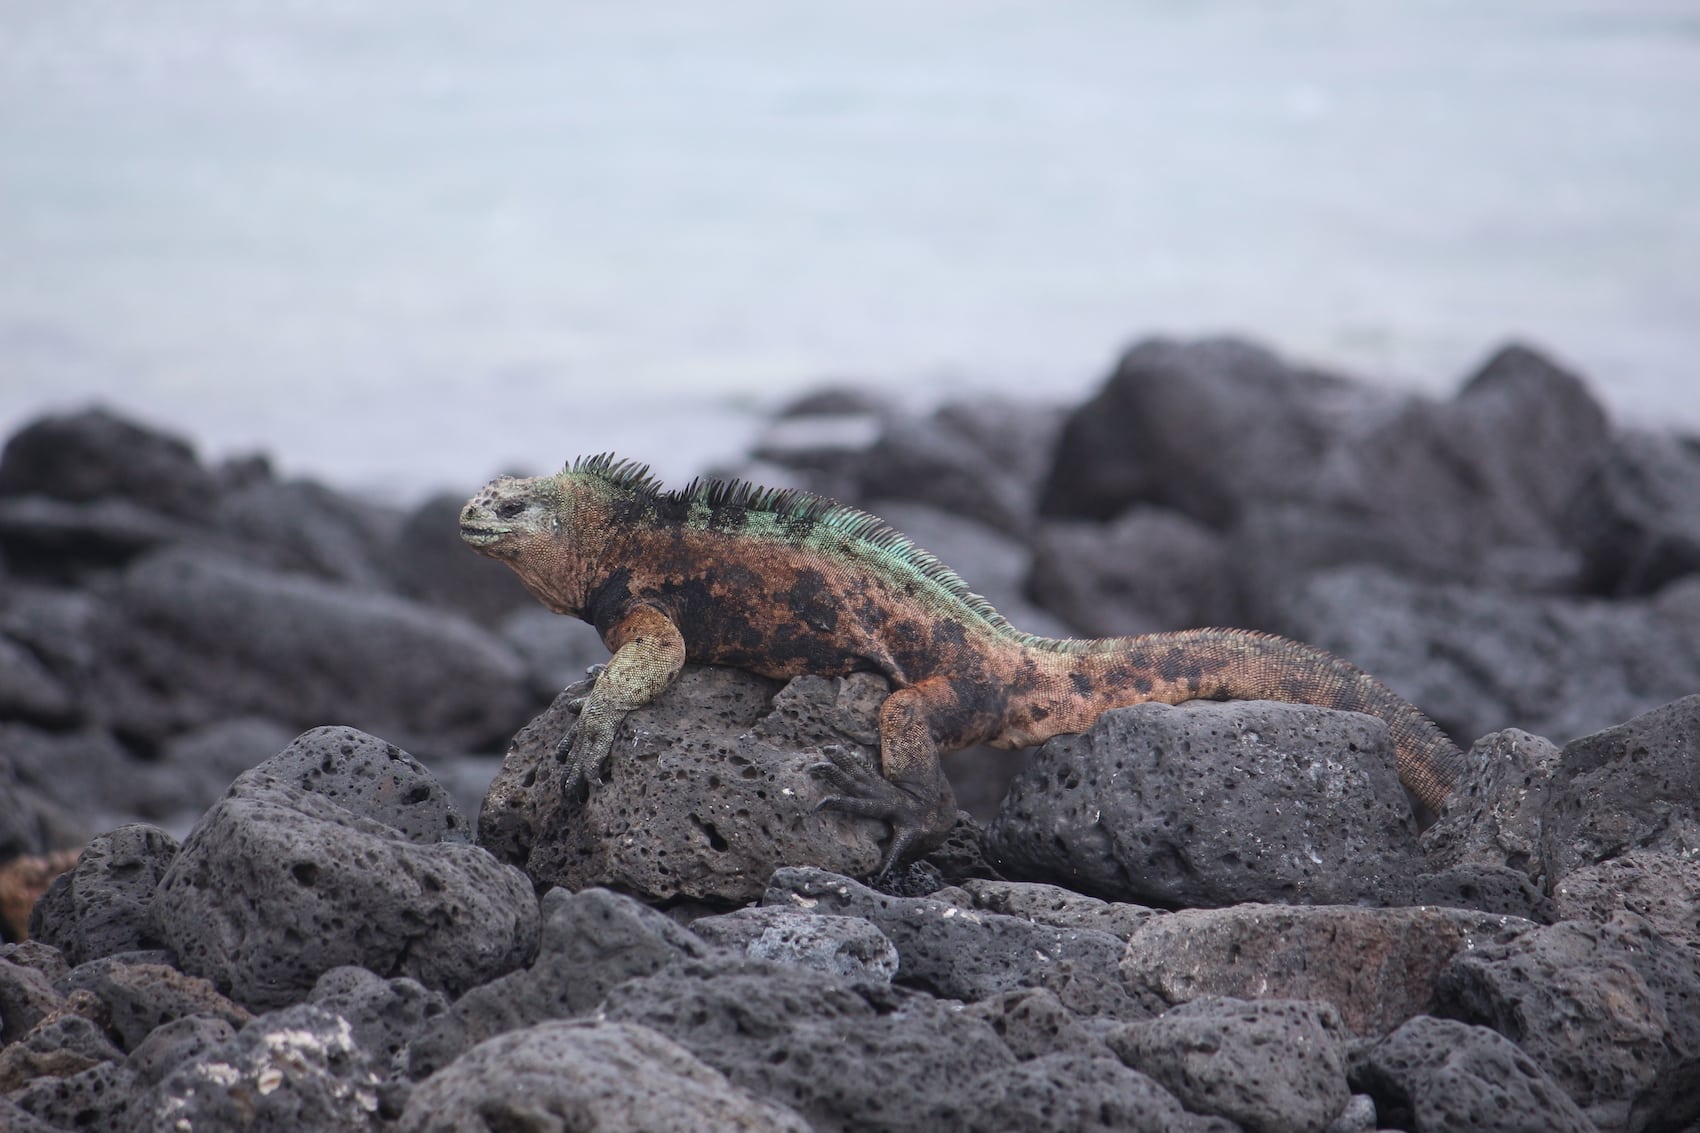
[559,453,1054,641]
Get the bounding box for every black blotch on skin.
[785,569,840,635]
[930,619,969,650]
[1070,671,1094,697]
[585,568,635,637]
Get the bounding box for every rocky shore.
[2,336,1698,1131]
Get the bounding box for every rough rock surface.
[1419,728,1561,884]
[1277,566,1700,746]
[1109,996,1352,1133]
[1540,693,1700,885]
[987,699,1424,907]
[480,666,898,902]
[399,1019,811,1133]
[766,867,1151,1019]
[27,825,177,966]
[137,1004,384,1133]
[148,738,538,1011]
[1121,902,1535,1036]
[1350,1014,1597,1133]
[405,885,710,1077]
[689,905,900,985]
[1437,916,1700,1133]
[92,546,530,752]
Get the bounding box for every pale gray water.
[2,1,1696,499]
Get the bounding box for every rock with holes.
[398,1019,811,1133]
[764,867,1152,1020]
[1551,850,1700,966]
[147,756,538,1011]
[1108,996,1352,1133]
[1120,903,1536,1037]
[1419,728,1562,886]
[689,905,899,985]
[1349,1014,1597,1133]
[405,886,709,1078]
[1437,916,1700,1133]
[973,1050,1238,1133]
[986,698,1425,908]
[29,824,180,967]
[1539,694,1700,887]
[480,665,902,902]
[601,958,1021,1132]
[57,955,252,1052]
[135,1004,385,1133]
[248,726,473,844]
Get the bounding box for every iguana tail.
[1054,627,1465,811]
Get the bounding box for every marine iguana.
[461,454,1465,870]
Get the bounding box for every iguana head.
[459,474,562,556]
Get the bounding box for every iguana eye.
[496,500,526,519]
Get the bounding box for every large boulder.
[148,732,538,1011]
[987,699,1424,907]
[399,1019,810,1133]
[480,666,905,902]
[89,546,532,753]
[1120,903,1536,1036]
[1276,566,1700,745]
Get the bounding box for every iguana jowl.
[461,455,1465,869]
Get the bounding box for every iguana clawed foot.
[811,747,955,875]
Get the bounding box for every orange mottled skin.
[462,456,1466,869]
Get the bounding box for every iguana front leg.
[816,678,960,873]
[560,603,685,801]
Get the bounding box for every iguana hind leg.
[815,678,960,873]
[560,603,685,800]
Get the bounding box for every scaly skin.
[462,455,1467,870]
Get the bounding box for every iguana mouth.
[459,524,505,546]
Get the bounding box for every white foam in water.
[0,1,1695,499]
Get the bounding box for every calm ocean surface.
[2,2,1696,500]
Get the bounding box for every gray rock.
[690,906,899,984]
[28,824,179,966]
[0,952,65,1043]
[0,407,217,520]
[214,476,401,589]
[1040,335,1371,525]
[963,986,1112,1061]
[767,868,1149,1019]
[1324,1094,1379,1133]
[1027,507,1241,636]
[56,955,251,1051]
[247,726,472,844]
[8,1060,139,1133]
[1552,850,1700,966]
[0,724,179,833]
[1121,902,1536,1037]
[398,1019,810,1133]
[90,545,532,753]
[309,967,449,1071]
[1438,916,1700,1133]
[148,771,538,1011]
[1541,694,1700,886]
[1420,728,1563,885]
[602,958,1018,1133]
[986,699,1424,907]
[937,877,1162,940]
[405,885,708,1078]
[0,748,54,859]
[481,666,897,902]
[1275,565,1700,746]
[859,397,1066,536]
[1350,1015,1596,1133]
[137,1004,384,1133]
[1392,864,1555,923]
[975,1050,1237,1133]
[1567,427,1700,596]
[0,1010,123,1092]
[1109,996,1352,1133]
[154,716,300,820]
[124,1013,239,1088]
[0,1096,72,1133]
[0,633,75,724]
